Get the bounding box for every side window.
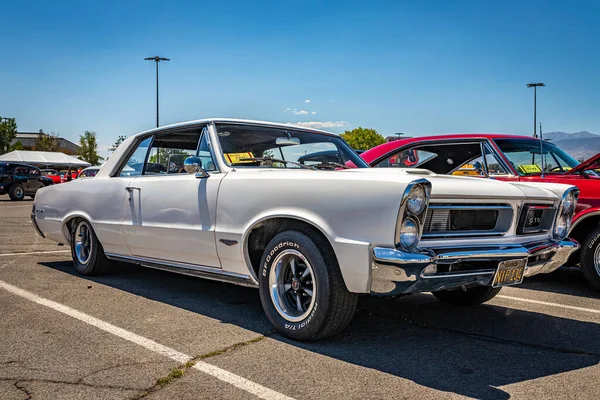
[15,167,28,175]
[119,137,152,177]
[29,169,40,176]
[375,149,435,168]
[454,145,507,176]
[198,130,217,171]
[144,130,201,175]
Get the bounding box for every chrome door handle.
[125,187,140,192]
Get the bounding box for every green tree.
[149,148,189,165]
[339,127,385,150]
[78,130,102,165]
[35,130,60,152]
[0,117,18,155]
[109,135,127,152]
[11,141,24,151]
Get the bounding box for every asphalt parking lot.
[1,195,599,400]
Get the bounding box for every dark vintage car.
[0,162,53,201]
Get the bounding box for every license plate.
[493,258,527,287]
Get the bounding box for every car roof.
[0,162,39,169]
[361,133,539,162]
[131,118,340,139]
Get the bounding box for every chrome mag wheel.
[74,221,93,265]
[269,249,316,322]
[14,187,23,198]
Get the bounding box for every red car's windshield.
[494,138,580,175]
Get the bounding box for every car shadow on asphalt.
[40,260,600,400]
[519,266,600,300]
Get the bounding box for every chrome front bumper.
[371,239,579,296]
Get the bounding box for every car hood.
[340,168,562,201]
[566,152,600,174]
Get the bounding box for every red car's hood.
[566,152,600,174]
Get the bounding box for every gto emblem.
[528,217,541,225]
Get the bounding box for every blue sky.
[1,0,599,158]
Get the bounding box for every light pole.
[526,82,545,138]
[144,56,170,127]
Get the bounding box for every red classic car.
[40,169,63,185]
[361,134,600,290]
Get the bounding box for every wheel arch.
[570,211,600,246]
[243,215,342,287]
[61,212,94,245]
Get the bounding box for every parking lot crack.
[1,377,142,392]
[133,334,268,399]
[14,380,32,400]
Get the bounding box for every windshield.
[494,138,581,175]
[215,124,368,169]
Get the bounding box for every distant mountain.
[542,131,600,161]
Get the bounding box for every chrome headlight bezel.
[553,187,579,240]
[406,184,427,215]
[395,179,432,251]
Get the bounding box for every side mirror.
[183,156,210,179]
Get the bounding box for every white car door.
[121,129,223,268]
[122,173,223,267]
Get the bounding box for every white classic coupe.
[32,119,580,340]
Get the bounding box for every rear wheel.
[581,226,600,292]
[258,230,358,341]
[432,286,501,306]
[8,184,25,201]
[70,219,112,275]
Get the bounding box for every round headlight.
[406,184,427,215]
[553,213,570,239]
[399,218,419,250]
[562,192,576,215]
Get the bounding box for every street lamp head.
[526,82,545,87]
[144,56,170,62]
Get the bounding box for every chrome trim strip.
[104,253,259,287]
[427,205,512,210]
[422,269,496,279]
[421,231,505,238]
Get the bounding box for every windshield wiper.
[239,156,316,170]
[314,161,350,169]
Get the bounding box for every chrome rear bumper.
[371,239,579,296]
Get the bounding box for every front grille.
[423,204,513,238]
[517,204,556,234]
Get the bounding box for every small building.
[10,131,80,155]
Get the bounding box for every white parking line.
[0,280,294,400]
[0,250,71,257]
[497,295,600,315]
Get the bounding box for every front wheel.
[581,226,600,292]
[432,286,502,306]
[8,184,25,201]
[70,219,112,276]
[258,230,358,341]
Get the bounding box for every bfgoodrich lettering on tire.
[581,227,600,292]
[258,230,358,341]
